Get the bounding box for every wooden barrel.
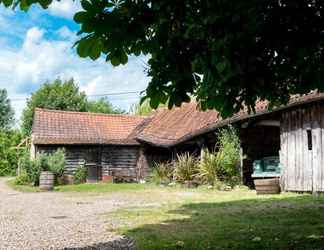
[254,178,280,195]
[39,171,55,191]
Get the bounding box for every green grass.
[7,179,158,193]
[108,190,324,250]
[7,179,324,249]
[54,182,154,193]
[6,179,41,192]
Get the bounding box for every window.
[307,129,312,151]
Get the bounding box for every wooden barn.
[31,109,149,183]
[181,91,324,193]
[31,105,221,183]
[135,91,324,193]
[31,92,324,192]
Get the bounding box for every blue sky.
[0,1,150,121]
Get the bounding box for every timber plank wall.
[280,103,324,192]
[35,145,142,181]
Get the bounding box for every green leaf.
[19,0,30,11]
[81,0,92,11]
[120,51,128,64]
[89,39,103,60]
[110,55,120,66]
[38,0,51,8]
[76,37,94,58]
[81,21,94,33]
[74,11,89,23]
[2,0,13,7]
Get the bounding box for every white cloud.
[48,0,82,19]
[0,26,150,122]
[56,26,76,40]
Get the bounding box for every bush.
[151,161,173,184]
[218,126,241,179]
[14,170,30,185]
[173,153,198,183]
[0,130,23,176]
[47,149,65,177]
[37,153,51,171]
[18,148,66,186]
[73,165,87,184]
[197,126,241,187]
[18,150,41,185]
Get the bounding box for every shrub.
[18,150,41,185]
[0,130,23,176]
[18,148,66,186]
[151,161,173,184]
[74,165,87,184]
[14,170,30,185]
[47,149,65,177]
[197,126,241,187]
[173,153,198,183]
[217,126,241,179]
[37,153,51,171]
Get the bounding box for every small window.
[307,129,312,151]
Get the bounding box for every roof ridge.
[34,108,146,119]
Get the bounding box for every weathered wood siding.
[35,145,141,181]
[280,103,324,192]
[101,146,140,181]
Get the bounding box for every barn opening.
[239,115,281,187]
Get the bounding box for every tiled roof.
[32,109,145,145]
[135,102,220,147]
[32,91,324,147]
[136,91,324,147]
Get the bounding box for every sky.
[0,0,150,122]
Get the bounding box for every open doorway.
[85,148,102,183]
[240,120,280,187]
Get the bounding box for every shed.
[31,109,148,183]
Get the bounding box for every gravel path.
[0,178,135,250]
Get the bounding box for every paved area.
[0,178,135,250]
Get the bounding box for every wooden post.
[30,142,36,160]
[240,147,244,184]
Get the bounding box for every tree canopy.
[21,79,123,135]
[0,89,14,129]
[87,97,125,114]
[2,0,324,116]
[130,98,169,116]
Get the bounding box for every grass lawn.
[7,179,155,193]
[106,189,324,250]
[6,180,324,249]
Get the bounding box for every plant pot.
[39,171,55,191]
[102,175,114,183]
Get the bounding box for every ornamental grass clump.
[197,126,241,187]
[198,149,225,186]
[173,153,198,183]
[151,161,173,184]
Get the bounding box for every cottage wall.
[280,103,324,192]
[34,145,142,182]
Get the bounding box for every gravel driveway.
[0,178,135,250]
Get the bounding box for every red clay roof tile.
[32,108,145,145]
[32,91,324,147]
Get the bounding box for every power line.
[9,89,145,102]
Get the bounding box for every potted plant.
[38,154,55,191]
